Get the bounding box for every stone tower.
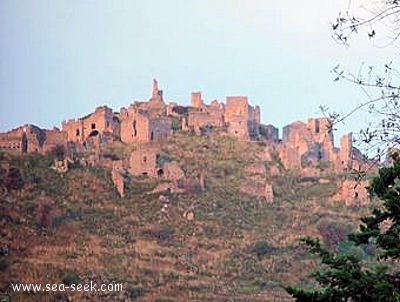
[151,78,163,102]
[191,91,203,108]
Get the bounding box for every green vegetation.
[0,133,375,301]
[285,160,400,301]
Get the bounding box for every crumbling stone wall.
[0,125,47,153]
[120,108,150,143]
[276,144,302,170]
[129,148,159,176]
[191,91,203,109]
[150,78,164,104]
[260,124,279,142]
[163,162,184,181]
[0,128,25,152]
[111,167,124,197]
[42,128,67,153]
[225,96,260,140]
[119,80,171,144]
[279,118,344,171]
[186,93,225,134]
[339,133,352,170]
[150,117,172,141]
[333,179,369,205]
[239,181,274,202]
[120,107,171,144]
[62,106,118,143]
[0,125,68,154]
[188,111,223,134]
[61,119,84,142]
[306,118,334,147]
[276,116,368,174]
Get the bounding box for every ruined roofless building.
[62,106,119,143]
[277,117,364,172]
[185,92,260,140]
[186,92,225,134]
[0,124,66,154]
[120,79,172,143]
[225,96,260,140]
[0,78,370,174]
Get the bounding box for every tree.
[285,3,400,299]
[326,1,400,159]
[332,1,400,46]
[285,158,400,301]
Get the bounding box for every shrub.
[48,144,66,160]
[5,167,24,190]
[250,240,276,259]
[126,286,144,299]
[0,258,9,271]
[317,220,348,253]
[171,117,182,131]
[61,271,80,285]
[157,226,175,241]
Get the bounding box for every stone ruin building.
[0,78,373,184]
[179,91,261,140]
[0,124,66,154]
[120,79,171,144]
[273,117,370,173]
[61,105,119,144]
[0,79,266,154]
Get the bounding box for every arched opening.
[354,192,359,199]
[315,120,320,133]
[21,133,28,153]
[157,169,164,177]
[89,130,99,137]
[150,131,154,141]
[133,120,137,137]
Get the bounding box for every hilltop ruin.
[0,79,371,178]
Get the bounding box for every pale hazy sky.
[0,0,396,142]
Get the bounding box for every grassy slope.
[0,133,373,302]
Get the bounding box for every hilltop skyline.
[1,0,396,142]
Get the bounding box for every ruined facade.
[111,166,124,198]
[281,118,334,164]
[62,106,118,143]
[120,107,171,144]
[185,92,225,134]
[120,79,171,144]
[273,117,373,173]
[333,179,369,205]
[129,148,160,177]
[0,124,66,154]
[260,124,279,142]
[184,93,260,139]
[225,96,260,140]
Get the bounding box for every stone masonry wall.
[62,106,117,143]
[129,148,158,176]
[191,91,203,108]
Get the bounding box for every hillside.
[0,132,375,302]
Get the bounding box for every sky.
[0,0,397,145]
